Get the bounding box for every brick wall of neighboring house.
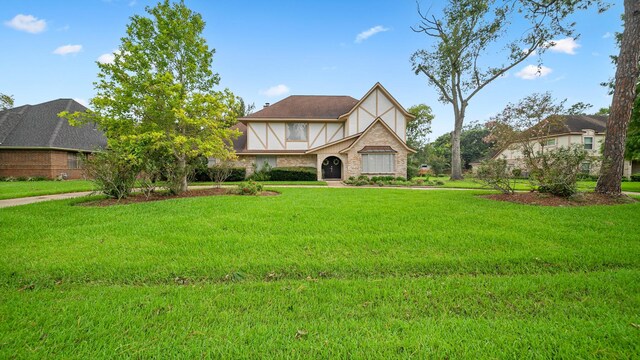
[0,149,86,179]
[344,122,409,179]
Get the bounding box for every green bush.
[529,146,587,197]
[476,159,515,194]
[210,166,245,182]
[249,162,272,181]
[406,165,418,180]
[630,174,640,182]
[434,180,445,186]
[237,180,263,195]
[269,167,316,181]
[576,173,599,181]
[81,150,139,200]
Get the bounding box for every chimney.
[263,103,270,108]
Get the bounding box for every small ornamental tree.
[487,93,594,197]
[61,0,239,194]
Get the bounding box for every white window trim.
[361,153,396,174]
[583,136,594,150]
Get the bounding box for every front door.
[322,156,342,179]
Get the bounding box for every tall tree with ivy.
[63,0,239,194]
[596,0,640,194]
[411,0,607,180]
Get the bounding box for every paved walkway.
[1,185,637,209]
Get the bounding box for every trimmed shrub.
[269,167,317,181]
[631,173,640,182]
[237,180,263,195]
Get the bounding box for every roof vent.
[264,103,270,108]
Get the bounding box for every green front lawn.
[195,180,327,186]
[1,188,639,357]
[0,180,327,200]
[0,180,95,200]
[414,175,640,192]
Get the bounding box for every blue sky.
[0,0,624,139]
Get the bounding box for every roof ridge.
[47,99,73,147]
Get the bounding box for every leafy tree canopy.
[0,93,14,111]
[61,0,239,193]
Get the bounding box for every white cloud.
[97,53,115,64]
[547,38,580,55]
[4,14,46,34]
[261,84,290,97]
[602,32,612,39]
[53,44,82,55]
[73,98,88,107]
[355,25,389,43]
[515,65,553,80]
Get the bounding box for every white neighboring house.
[493,115,640,178]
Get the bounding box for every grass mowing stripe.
[1,270,637,358]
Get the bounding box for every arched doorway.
[321,156,342,180]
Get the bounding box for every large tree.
[406,104,434,149]
[63,0,238,194]
[430,121,495,170]
[411,0,606,180]
[596,0,640,195]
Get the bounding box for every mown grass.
[415,175,640,192]
[1,188,639,357]
[0,180,326,200]
[0,180,95,200]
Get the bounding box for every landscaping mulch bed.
[483,192,636,207]
[77,188,279,207]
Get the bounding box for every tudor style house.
[492,114,639,178]
[231,83,416,180]
[0,99,107,179]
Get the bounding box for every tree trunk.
[450,111,465,180]
[177,156,189,194]
[596,0,640,196]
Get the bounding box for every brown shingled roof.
[243,95,359,119]
[357,146,397,153]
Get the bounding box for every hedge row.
[193,167,246,182]
[269,167,317,181]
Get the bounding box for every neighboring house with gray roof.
[229,83,416,180]
[0,99,106,179]
[493,115,639,178]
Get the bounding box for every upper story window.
[286,123,308,142]
[545,138,557,146]
[583,136,594,150]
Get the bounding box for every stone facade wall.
[344,122,409,179]
[0,149,85,179]
[234,154,317,177]
[312,139,355,180]
[276,155,316,168]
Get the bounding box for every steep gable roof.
[338,82,415,120]
[340,118,416,154]
[241,95,359,120]
[0,99,107,151]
